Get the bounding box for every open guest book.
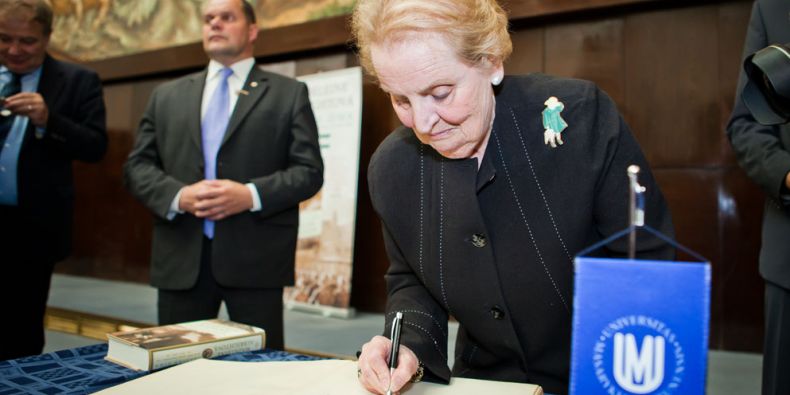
[105,319,265,371]
[96,358,543,394]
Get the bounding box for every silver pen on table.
[385,312,403,395]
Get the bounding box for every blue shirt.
[0,66,42,206]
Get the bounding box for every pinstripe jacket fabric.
[368,74,675,394]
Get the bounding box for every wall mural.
[47,0,355,62]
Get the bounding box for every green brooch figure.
[543,96,567,148]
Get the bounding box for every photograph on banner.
[279,67,363,314]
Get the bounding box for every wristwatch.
[411,361,425,383]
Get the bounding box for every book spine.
[148,334,264,370]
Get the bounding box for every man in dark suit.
[0,0,107,360]
[727,0,790,393]
[124,0,323,351]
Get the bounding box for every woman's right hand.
[357,335,420,394]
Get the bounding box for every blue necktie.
[201,67,233,239]
[0,73,21,150]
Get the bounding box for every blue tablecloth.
[0,344,320,394]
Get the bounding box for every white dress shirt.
[168,58,262,219]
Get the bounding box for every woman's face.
[371,32,503,160]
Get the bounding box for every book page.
[96,359,542,395]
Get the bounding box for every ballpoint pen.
[386,312,403,395]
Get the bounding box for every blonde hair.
[351,0,512,78]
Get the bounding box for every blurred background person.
[124,0,323,351]
[351,0,674,394]
[726,0,790,393]
[0,0,107,360]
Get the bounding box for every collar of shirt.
[205,58,255,86]
[201,58,256,120]
[0,65,43,93]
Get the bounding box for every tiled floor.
[45,274,761,394]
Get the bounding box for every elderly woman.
[352,0,674,394]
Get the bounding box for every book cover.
[105,319,266,371]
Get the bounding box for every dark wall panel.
[718,1,753,165]
[505,28,545,75]
[61,80,165,281]
[624,5,722,168]
[720,167,765,351]
[502,0,657,19]
[652,166,764,351]
[68,129,150,282]
[545,18,625,104]
[654,169,726,348]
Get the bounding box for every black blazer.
[15,55,107,262]
[124,66,323,290]
[726,0,790,290]
[369,74,674,394]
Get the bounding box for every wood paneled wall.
[57,0,764,351]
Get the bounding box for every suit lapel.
[222,66,269,146]
[37,56,64,106]
[189,71,207,151]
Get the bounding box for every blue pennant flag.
[569,256,710,395]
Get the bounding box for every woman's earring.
[491,76,502,86]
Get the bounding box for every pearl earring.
[491,76,502,86]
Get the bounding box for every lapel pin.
[250,81,258,88]
[542,96,568,148]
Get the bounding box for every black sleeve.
[44,70,107,163]
[726,0,790,201]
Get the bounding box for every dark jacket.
[726,0,790,290]
[124,67,323,290]
[368,74,674,394]
[13,55,107,262]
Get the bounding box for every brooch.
[542,96,568,148]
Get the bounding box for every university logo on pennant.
[613,332,665,393]
[570,255,710,395]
